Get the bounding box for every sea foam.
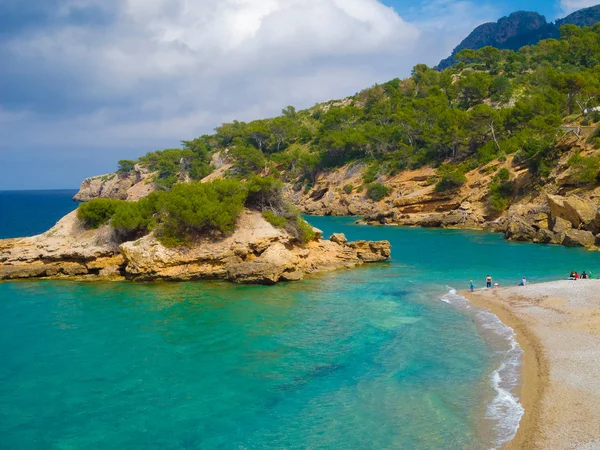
[441,289,524,449]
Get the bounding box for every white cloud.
[0,0,498,187]
[560,0,600,14]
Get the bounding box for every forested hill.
[81,23,600,250]
[118,23,600,201]
[437,4,600,69]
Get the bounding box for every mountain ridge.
[437,4,600,69]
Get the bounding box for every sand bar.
[467,280,600,449]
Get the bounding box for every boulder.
[551,216,572,234]
[535,228,560,244]
[562,229,596,248]
[330,233,348,245]
[547,195,598,231]
[346,241,392,262]
[505,217,537,242]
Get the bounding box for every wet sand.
[466,280,600,449]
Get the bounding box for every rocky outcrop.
[0,211,124,280]
[547,195,599,233]
[0,210,390,284]
[74,165,156,202]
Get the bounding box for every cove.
[2,210,600,448]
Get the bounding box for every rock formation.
[74,164,156,202]
[0,210,390,284]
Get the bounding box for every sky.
[0,0,598,190]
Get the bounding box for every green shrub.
[497,168,511,182]
[118,160,136,173]
[435,165,467,192]
[262,210,287,228]
[362,165,378,184]
[567,152,600,185]
[155,179,248,246]
[293,217,317,243]
[489,192,510,214]
[77,199,124,229]
[246,176,285,209]
[488,177,514,214]
[111,197,157,240]
[343,184,354,194]
[229,144,266,174]
[366,183,390,201]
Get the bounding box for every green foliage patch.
[366,183,390,201]
[567,152,600,185]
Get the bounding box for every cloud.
[0,0,498,188]
[560,0,600,14]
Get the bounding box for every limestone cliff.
[70,137,600,252]
[0,210,390,284]
[74,164,156,202]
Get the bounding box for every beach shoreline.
[465,279,600,449]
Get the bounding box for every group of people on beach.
[568,270,594,280]
[469,270,596,291]
[469,275,502,292]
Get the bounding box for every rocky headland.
[74,140,600,253]
[0,209,390,284]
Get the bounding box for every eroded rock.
[1,210,391,284]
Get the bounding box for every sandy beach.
[466,280,600,450]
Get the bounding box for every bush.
[362,165,378,184]
[77,199,124,229]
[262,210,287,228]
[343,184,354,194]
[366,183,390,201]
[246,176,285,210]
[488,176,514,214]
[567,152,600,185]
[111,197,157,241]
[229,144,266,174]
[118,160,136,173]
[435,165,467,192]
[497,168,511,182]
[155,179,248,246]
[489,192,510,214]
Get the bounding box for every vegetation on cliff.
[78,177,315,246]
[97,23,600,223]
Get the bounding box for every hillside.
[437,4,600,69]
[75,24,600,252]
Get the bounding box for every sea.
[1,189,600,449]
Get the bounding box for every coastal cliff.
[74,164,155,202]
[73,142,600,252]
[69,24,600,253]
[0,209,390,284]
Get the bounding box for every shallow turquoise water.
[2,199,600,449]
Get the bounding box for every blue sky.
[0,0,597,190]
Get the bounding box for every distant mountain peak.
[436,4,600,70]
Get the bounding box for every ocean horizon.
[2,191,600,448]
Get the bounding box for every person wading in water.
[486,275,492,289]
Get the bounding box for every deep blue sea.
[2,191,600,449]
[0,189,79,238]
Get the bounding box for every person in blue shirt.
[469,279,474,292]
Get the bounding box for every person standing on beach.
[469,279,474,292]
[486,275,492,288]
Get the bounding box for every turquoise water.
[2,197,600,449]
